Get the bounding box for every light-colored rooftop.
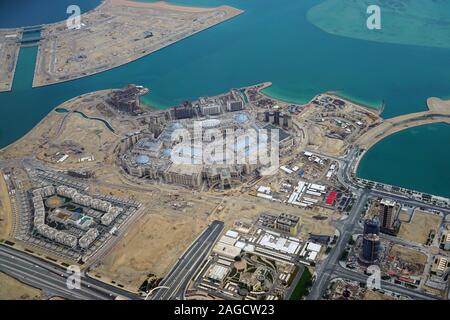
[166,163,203,175]
[258,233,300,255]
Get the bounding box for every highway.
[369,189,450,216]
[151,220,224,300]
[1,150,448,301]
[332,266,437,300]
[307,147,364,299]
[1,156,224,301]
[0,244,140,300]
[308,146,448,300]
[308,189,368,300]
[0,254,105,300]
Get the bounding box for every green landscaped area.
[289,267,313,300]
[307,0,450,49]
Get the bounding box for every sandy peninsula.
[0,29,22,92]
[33,0,243,87]
[356,97,450,150]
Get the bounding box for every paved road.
[332,266,437,300]
[0,244,140,300]
[2,150,447,301]
[0,255,105,300]
[308,147,448,300]
[284,265,305,299]
[307,148,367,299]
[151,221,224,300]
[370,189,450,216]
[308,189,368,300]
[1,157,224,301]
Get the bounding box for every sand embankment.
[109,0,229,13]
[33,0,243,87]
[356,98,450,150]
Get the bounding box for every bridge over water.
[19,25,44,47]
[22,25,44,32]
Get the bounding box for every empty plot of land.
[0,30,22,92]
[307,125,345,156]
[215,194,339,239]
[34,0,243,86]
[398,210,441,245]
[390,244,427,267]
[39,112,118,164]
[90,188,221,291]
[92,213,210,291]
[0,91,128,169]
[0,272,41,300]
[0,171,13,239]
[363,290,397,300]
[398,209,411,223]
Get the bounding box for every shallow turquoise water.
[0,0,449,196]
[308,0,450,49]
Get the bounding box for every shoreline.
[4,83,450,156]
[31,0,244,88]
[110,0,218,12]
[255,82,450,197]
[0,0,106,93]
[0,31,23,93]
[1,84,450,289]
[355,110,450,151]
[355,122,450,198]
[0,0,232,32]
[323,92,382,115]
[0,91,111,154]
[353,97,450,196]
[0,1,108,31]
[261,83,382,112]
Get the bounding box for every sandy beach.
[109,0,227,13]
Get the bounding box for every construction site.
[186,215,324,300]
[341,201,450,298]
[33,0,243,87]
[250,151,353,213]
[0,29,22,92]
[301,94,381,156]
[2,82,446,297]
[325,278,410,300]
[345,235,427,288]
[0,81,382,196]
[1,0,450,304]
[118,100,292,190]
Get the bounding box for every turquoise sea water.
[357,123,450,197]
[0,0,449,196]
[308,0,450,49]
